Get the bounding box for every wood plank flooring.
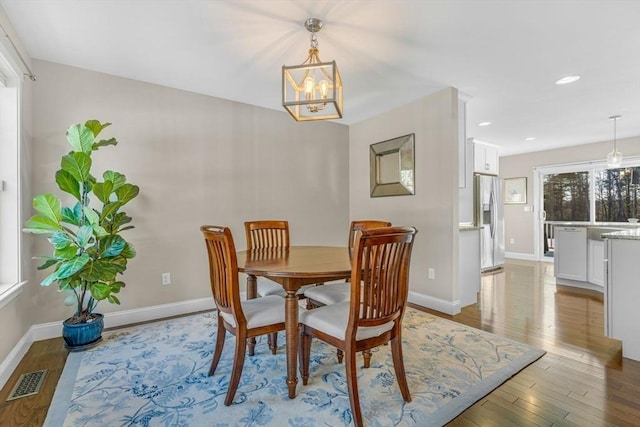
[1,259,639,426]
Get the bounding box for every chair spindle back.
[348,226,417,332]
[245,220,290,250]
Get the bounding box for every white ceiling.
[1,0,639,156]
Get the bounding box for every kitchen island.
[602,228,640,361]
[553,223,640,291]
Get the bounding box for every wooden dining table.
[236,245,351,398]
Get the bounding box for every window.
[543,171,590,222]
[0,47,23,308]
[594,167,640,222]
[542,163,640,223]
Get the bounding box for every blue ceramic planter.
[62,314,104,351]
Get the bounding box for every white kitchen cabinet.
[587,239,605,287]
[554,226,587,281]
[473,141,499,175]
[605,237,640,361]
[458,227,481,307]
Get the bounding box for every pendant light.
[607,115,622,168]
[282,18,343,121]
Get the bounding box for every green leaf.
[66,124,95,154]
[100,235,125,257]
[61,152,92,183]
[75,225,94,248]
[49,231,73,249]
[93,137,118,150]
[107,294,121,304]
[110,212,132,231]
[41,271,59,287]
[24,215,61,234]
[61,206,81,226]
[100,201,121,222]
[84,120,111,137]
[116,184,139,205]
[89,282,111,300]
[111,281,125,292]
[103,171,126,190]
[57,277,75,291]
[55,169,81,200]
[33,194,62,223]
[93,181,114,204]
[121,242,137,259]
[56,254,90,279]
[54,245,78,260]
[80,257,126,282]
[83,206,100,227]
[92,223,108,238]
[37,257,59,270]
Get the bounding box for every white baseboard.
[505,252,538,261]
[0,297,216,390]
[408,291,461,315]
[0,328,33,391]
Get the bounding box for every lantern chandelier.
[606,115,623,167]
[282,18,343,121]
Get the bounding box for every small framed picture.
[504,177,527,204]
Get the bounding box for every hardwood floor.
[1,259,639,426]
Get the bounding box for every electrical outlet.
[428,268,435,280]
[509,238,515,245]
[162,272,171,285]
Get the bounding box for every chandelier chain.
[309,32,318,49]
[613,117,617,150]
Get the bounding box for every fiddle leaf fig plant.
[24,120,139,323]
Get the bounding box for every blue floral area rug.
[45,308,545,427]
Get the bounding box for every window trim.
[0,36,25,306]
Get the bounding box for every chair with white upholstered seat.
[298,226,417,427]
[304,220,391,367]
[304,220,391,308]
[200,225,286,406]
[244,220,317,302]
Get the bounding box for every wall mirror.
[370,133,415,197]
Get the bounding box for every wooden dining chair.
[245,220,317,301]
[298,226,417,427]
[200,225,286,406]
[304,220,391,308]
[304,220,392,367]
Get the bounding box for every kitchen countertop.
[602,229,640,240]
[549,222,640,228]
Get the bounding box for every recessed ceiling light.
[478,122,492,127]
[525,137,536,141]
[555,75,580,85]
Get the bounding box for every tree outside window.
[544,166,640,223]
[543,172,590,222]
[595,167,640,222]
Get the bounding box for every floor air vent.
[6,369,47,401]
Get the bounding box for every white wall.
[0,59,350,366]
[349,88,461,314]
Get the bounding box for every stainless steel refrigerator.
[474,174,505,271]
